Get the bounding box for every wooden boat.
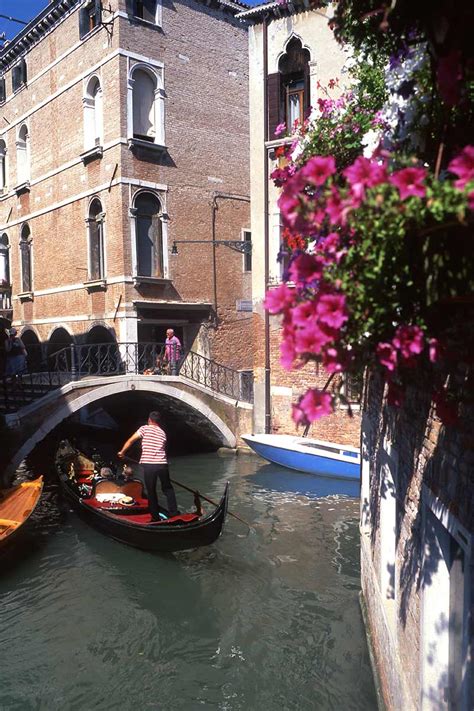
[55,443,229,553]
[0,476,43,548]
[241,434,360,480]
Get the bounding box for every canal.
[0,450,377,710]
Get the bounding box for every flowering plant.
[266,2,474,426]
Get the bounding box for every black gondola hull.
[58,473,229,553]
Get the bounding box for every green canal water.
[0,452,377,710]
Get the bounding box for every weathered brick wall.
[1,0,251,369]
[361,363,474,709]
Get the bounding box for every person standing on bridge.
[5,328,27,376]
[164,328,182,375]
[117,411,180,520]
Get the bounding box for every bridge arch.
[6,378,238,478]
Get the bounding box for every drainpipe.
[211,192,251,323]
[263,14,271,434]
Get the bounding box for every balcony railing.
[0,341,254,412]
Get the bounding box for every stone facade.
[360,368,473,710]
[0,0,251,372]
[239,3,360,443]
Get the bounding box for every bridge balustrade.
[0,341,253,412]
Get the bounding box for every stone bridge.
[1,374,253,484]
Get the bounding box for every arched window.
[0,233,10,286]
[0,139,7,191]
[83,76,103,150]
[132,68,157,142]
[135,192,163,277]
[16,124,30,185]
[20,223,32,293]
[279,39,311,129]
[87,198,105,281]
[268,38,311,137]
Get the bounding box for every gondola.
[0,476,43,549]
[55,442,229,553]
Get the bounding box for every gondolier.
[118,411,179,520]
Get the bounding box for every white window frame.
[85,196,107,282]
[130,0,163,27]
[129,189,169,279]
[83,74,103,151]
[16,123,30,186]
[127,59,165,147]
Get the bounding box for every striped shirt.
[138,424,167,464]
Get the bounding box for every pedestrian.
[117,410,180,520]
[164,328,182,375]
[5,328,27,376]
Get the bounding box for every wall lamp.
[171,239,252,255]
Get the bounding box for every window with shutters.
[242,229,252,272]
[0,77,6,104]
[16,124,30,186]
[12,59,27,93]
[83,75,103,150]
[267,38,311,138]
[87,198,106,281]
[79,0,102,39]
[0,139,7,192]
[128,0,159,23]
[20,223,32,293]
[134,192,164,277]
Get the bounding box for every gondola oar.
[120,456,252,530]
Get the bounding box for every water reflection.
[0,453,376,711]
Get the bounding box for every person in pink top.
[118,411,179,520]
[164,328,182,375]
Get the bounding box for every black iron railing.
[0,341,253,412]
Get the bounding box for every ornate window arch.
[87,197,106,281]
[16,123,30,185]
[128,63,165,146]
[83,75,103,150]
[268,36,311,137]
[19,222,32,293]
[132,191,164,278]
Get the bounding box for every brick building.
[0,0,251,374]
[236,1,360,444]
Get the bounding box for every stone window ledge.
[80,145,103,164]
[133,275,170,286]
[84,279,107,292]
[14,181,30,196]
[127,16,162,31]
[18,291,33,302]
[128,138,167,154]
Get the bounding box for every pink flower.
[429,338,441,363]
[319,232,340,255]
[280,337,296,370]
[288,253,324,284]
[389,167,427,200]
[392,325,424,359]
[291,300,317,327]
[292,402,307,426]
[274,122,287,137]
[377,342,398,372]
[270,166,290,187]
[468,190,474,210]
[325,187,346,226]
[278,173,312,233]
[300,156,336,186]
[322,347,345,373]
[343,156,388,199]
[294,323,333,356]
[298,389,334,422]
[315,294,348,329]
[264,283,294,314]
[448,146,474,190]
